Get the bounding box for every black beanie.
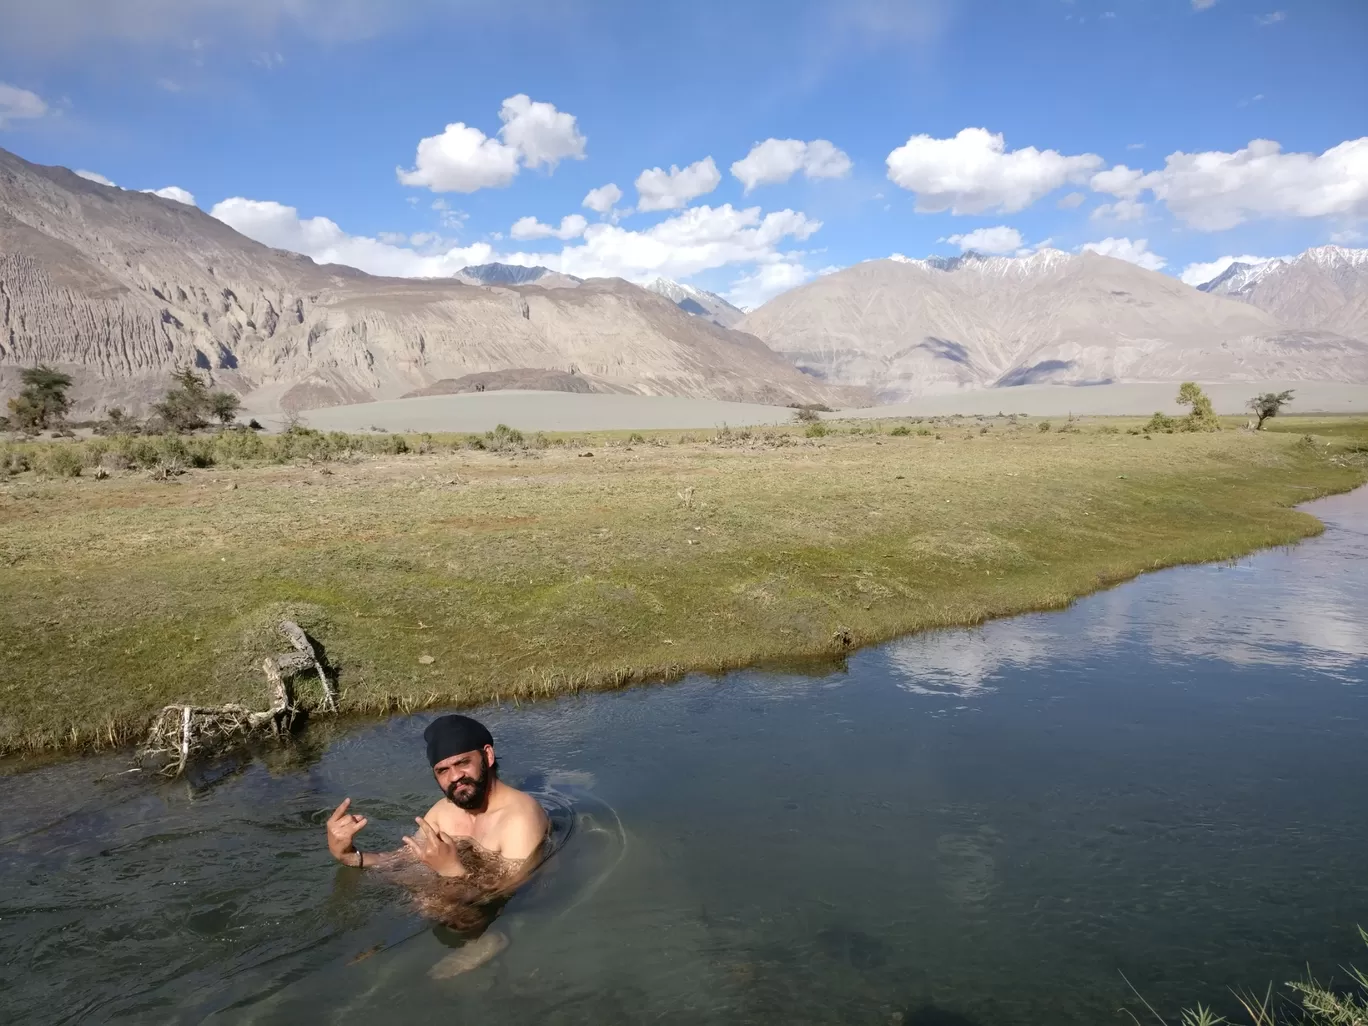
[424,714,494,767]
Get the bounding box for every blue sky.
[1,0,1365,306]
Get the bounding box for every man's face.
[433,747,493,810]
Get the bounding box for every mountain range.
[739,248,1368,401]
[0,147,851,415]
[2,143,1365,417]
[1196,246,1368,341]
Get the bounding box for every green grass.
[1,416,1365,757]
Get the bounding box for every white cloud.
[397,121,520,193]
[1090,137,1368,231]
[1192,0,1218,9]
[730,138,853,192]
[725,261,813,310]
[509,213,587,241]
[212,196,820,286]
[0,82,49,127]
[211,197,499,277]
[497,93,586,170]
[888,253,914,263]
[943,225,1023,254]
[582,182,623,215]
[886,127,1103,214]
[1255,11,1285,25]
[1056,191,1086,210]
[635,156,721,212]
[1178,253,1275,287]
[398,94,584,194]
[1090,197,1145,222]
[1330,228,1365,245]
[1080,236,1165,271]
[74,168,117,187]
[143,185,196,205]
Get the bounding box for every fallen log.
[138,620,337,776]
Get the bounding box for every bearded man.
[324,714,550,974]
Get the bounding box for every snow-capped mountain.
[644,277,746,328]
[1197,245,1368,340]
[740,248,1368,401]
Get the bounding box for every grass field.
[2,414,1365,758]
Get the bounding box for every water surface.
[3,489,1366,1025]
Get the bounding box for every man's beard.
[443,761,491,810]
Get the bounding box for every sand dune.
[293,381,1366,434]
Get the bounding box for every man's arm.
[325,798,415,872]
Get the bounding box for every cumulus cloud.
[213,196,820,286]
[942,225,1023,254]
[1080,236,1165,271]
[886,127,1103,214]
[582,182,623,215]
[730,138,853,192]
[211,197,499,277]
[509,213,587,241]
[1090,197,1145,222]
[398,94,584,194]
[143,185,196,205]
[1090,138,1368,231]
[74,169,117,187]
[1178,253,1276,287]
[635,157,722,212]
[725,261,813,310]
[0,82,48,127]
[496,93,586,169]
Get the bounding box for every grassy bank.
[1,415,1364,757]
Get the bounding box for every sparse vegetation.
[150,366,244,432]
[1177,381,1221,432]
[890,425,911,436]
[5,365,73,434]
[1250,389,1296,430]
[1,417,1364,756]
[1147,411,1178,434]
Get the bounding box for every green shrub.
[38,445,84,478]
[890,425,911,436]
[626,432,646,445]
[1038,420,1052,433]
[805,422,829,438]
[1146,411,1177,434]
[0,444,30,476]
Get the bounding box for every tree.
[1248,389,1295,429]
[208,391,242,425]
[1176,381,1219,431]
[6,365,73,433]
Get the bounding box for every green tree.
[6,365,73,433]
[152,367,217,431]
[1248,389,1294,429]
[208,391,243,425]
[1176,381,1219,431]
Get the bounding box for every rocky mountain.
[455,262,584,289]
[644,278,746,328]
[1197,245,1368,341]
[0,148,854,416]
[740,249,1368,401]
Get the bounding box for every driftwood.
[139,620,336,776]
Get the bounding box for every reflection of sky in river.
[887,489,1368,693]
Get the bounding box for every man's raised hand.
[327,798,368,861]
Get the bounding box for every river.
[2,488,1366,1025]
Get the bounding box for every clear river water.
[2,489,1367,1025]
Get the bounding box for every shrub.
[1038,420,1052,433]
[1145,411,1177,434]
[0,444,30,476]
[626,432,646,445]
[37,445,84,478]
[805,422,829,438]
[793,406,821,423]
[890,425,911,436]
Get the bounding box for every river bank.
[1,415,1365,757]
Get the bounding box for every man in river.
[324,714,550,975]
